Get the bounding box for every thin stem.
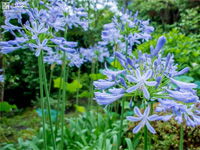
[75,66,81,117]
[48,64,54,94]
[61,52,67,150]
[60,26,68,149]
[144,104,148,150]
[144,125,148,150]
[38,55,47,150]
[119,97,125,147]
[55,65,63,138]
[179,122,184,150]
[149,102,153,150]
[96,61,99,130]
[90,61,95,109]
[40,50,56,149]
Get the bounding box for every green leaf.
[125,138,134,150]
[53,77,64,89]
[78,91,89,98]
[133,132,142,149]
[74,105,85,113]
[174,75,194,83]
[66,79,82,92]
[35,108,58,122]
[54,78,82,92]
[194,81,200,89]
[89,73,106,81]
[111,59,123,70]
[0,102,17,112]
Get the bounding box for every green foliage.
[35,108,58,122]
[136,29,200,80]
[89,73,106,81]
[53,77,82,92]
[0,108,41,144]
[0,102,17,112]
[178,7,200,34]
[1,111,130,150]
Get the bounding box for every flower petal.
[132,122,142,134]
[146,121,156,134]
[144,69,152,80]
[126,75,139,83]
[35,49,41,57]
[145,81,157,86]
[126,116,142,122]
[134,106,142,117]
[143,85,150,99]
[135,69,141,79]
[127,83,139,93]
[144,106,150,117]
[147,114,158,121]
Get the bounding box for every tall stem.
[144,104,148,150]
[90,61,95,109]
[76,66,81,114]
[61,26,68,149]
[48,64,54,94]
[38,54,47,150]
[179,123,184,150]
[40,50,56,149]
[55,65,63,138]
[149,102,153,150]
[144,125,148,150]
[61,52,66,149]
[119,97,125,147]
[119,37,128,147]
[96,61,99,129]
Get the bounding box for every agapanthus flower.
[126,69,157,99]
[24,21,48,39]
[29,38,52,57]
[94,34,200,134]
[126,106,158,133]
[43,50,62,65]
[156,99,200,127]
[94,91,124,106]
[80,44,109,63]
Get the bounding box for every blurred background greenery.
[1,0,200,149]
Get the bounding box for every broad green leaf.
[78,91,89,98]
[0,102,17,112]
[194,81,200,89]
[66,79,82,92]
[111,59,123,70]
[54,78,82,92]
[125,138,134,150]
[53,77,64,89]
[89,73,106,81]
[74,105,85,113]
[35,108,58,122]
[174,75,194,83]
[133,132,142,149]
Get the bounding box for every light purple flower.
[126,106,158,134]
[29,38,52,57]
[25,21,48,39]
[94,91,124,106]
[126,69,157,99]
[170,78,197,90]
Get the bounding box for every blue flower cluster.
[0,0,88,68]
[93,35,200,134]
[100,8,154,57]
